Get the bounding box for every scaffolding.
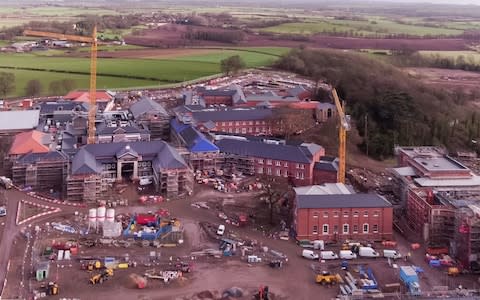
[154,168,193,198]
[221,154,255,175]
[66,174,103,202]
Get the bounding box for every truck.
[0,176,12,189]
[400,266,421,296]
[358,247,380,258]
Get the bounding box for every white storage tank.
[106,208,115,223]
[97,206,106,223]
[88,208,97,223]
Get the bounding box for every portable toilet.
[36,261,50,281]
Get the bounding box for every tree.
[25,79,42,97]
[61,79,76,93]
[268,107,316,139]
[257,176,291,225]
[0,72,15,98]
[49,80,62,95]
[220,55,246,75]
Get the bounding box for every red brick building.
[215,137,325,186]
[174,106,274,136]
[313,157,338,184]
[293,184,393,241]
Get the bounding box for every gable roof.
[16,150,67,164]
[296,194,392,209]
[0,110,40,131]
[171,118,219,153]
[129,97,169,119]
[71,141,188,175]
[9,130,50,155]
[294,183,354,195]
[35,101,88,115]
[215,138,323,163]
[64,90,114,102]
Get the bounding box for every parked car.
[383,249,402,260]
[302,249,319,260]
[320,251,339,260]
[358,247,380,258]
[0,206,6,217]
[339,250,357,260]
[216,224,225,236]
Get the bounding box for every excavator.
[315,271,342,285]
[90,268,113,284]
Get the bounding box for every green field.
[260,18,464,37]
[0,47,287,98]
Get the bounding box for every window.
[228,128,233,133]
[353,211,359,217]
[275,169,281,176]
[275,161,281,166]
[267,168,272,175]
[343,224,349,234]
[257,167,263,174]
[363,224,369,233]
[353,225,358,233]
[300,164,305,169]
[284,162,288,167]
[267,159,272,165]
[296,172,304,179]
[373,211,379,217]
[236,121,240,125]
[313,225,318,234]
[258,159,264,164]
[323,224,329,235]
[323,211,329,218]
[364,211,369,217]
[333,225,339,233]
[343,211,349,218]
[283,171,288,177]
[243,121,247,125]
[373,224,378,233]
[248,127,253,133]
[222,122,226,126]
[313,212,318,218]
[249,121,253,125]
[333,211,339,218]
[229,122,233,126]
[296,163,300,169]
[235,128,239,133]
[255,128,260,132]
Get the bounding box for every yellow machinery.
[90,268,113,284]
[88,260,102,271]
[24,27,98,144]
[40,282,59,295]
[332,88,350,184]
[315,271,342,285]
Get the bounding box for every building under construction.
[66,141,193,202]
[129,97,171,140]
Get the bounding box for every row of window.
[218,127,268,134]
[257,168,304,179]
[258,160,305,169]
[220,121,266,126]
[313,210,380,218]
[312,224,379,235]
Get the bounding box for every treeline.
[0,14,142,40]
[391,51,480,72]
[183,29,245,44]
[275,48,475,158]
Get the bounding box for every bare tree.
[268,107,316,139]
[257,176,291,225]
[0,72,15,98]
[25,79,42,97]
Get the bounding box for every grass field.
[260,18,464,37]
[419,50,480,64]
[0,47,286,98]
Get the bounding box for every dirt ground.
[404,67,480,93]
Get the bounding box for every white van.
[383,249,402,260]
[320,251,339,260]
[313,240,325,250]
[339,250,357,260]
[358,247,380,258]
[302,249,319,260]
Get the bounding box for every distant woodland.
[276,48,480,158]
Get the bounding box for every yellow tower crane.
[332,88,350,184]
[24,27,98,144]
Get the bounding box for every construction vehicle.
[0,176,12,189]
[40,282,59,296]
[315,271,342,285]
[81,260,102,271]
[448,267,460,276]
[24,27,98,144]
[332,88,350,184]
[90,268,113,284]
[400,266,421,296]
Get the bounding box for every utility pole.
[365,114,369,157]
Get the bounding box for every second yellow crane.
[332,88,350,184]
[24,26,98,144]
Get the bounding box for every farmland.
[260,19,465,37]
[0,47,287,98]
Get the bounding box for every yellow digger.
[90,268,113,284]
[315,271,342,285]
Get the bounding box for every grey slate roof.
[314,161,338,172]
[96,122,149,135]
[71,141,188,175]
[0,110,40,131]
[296,194,392,209]
[129,97,169,119]
[16,151,67,164]
[216,138,323,163]
[35,101,88,115]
